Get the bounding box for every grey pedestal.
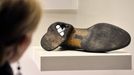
[30,46,132,71]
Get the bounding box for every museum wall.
[12,0,134,75]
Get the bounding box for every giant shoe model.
[41,22,131,52]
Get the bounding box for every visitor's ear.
[9,33,32,63]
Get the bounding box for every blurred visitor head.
[0,0,41,65]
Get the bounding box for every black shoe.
[41,22,131,52]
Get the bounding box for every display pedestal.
[30,46,131,71]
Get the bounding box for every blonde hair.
[0,0,41,65]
